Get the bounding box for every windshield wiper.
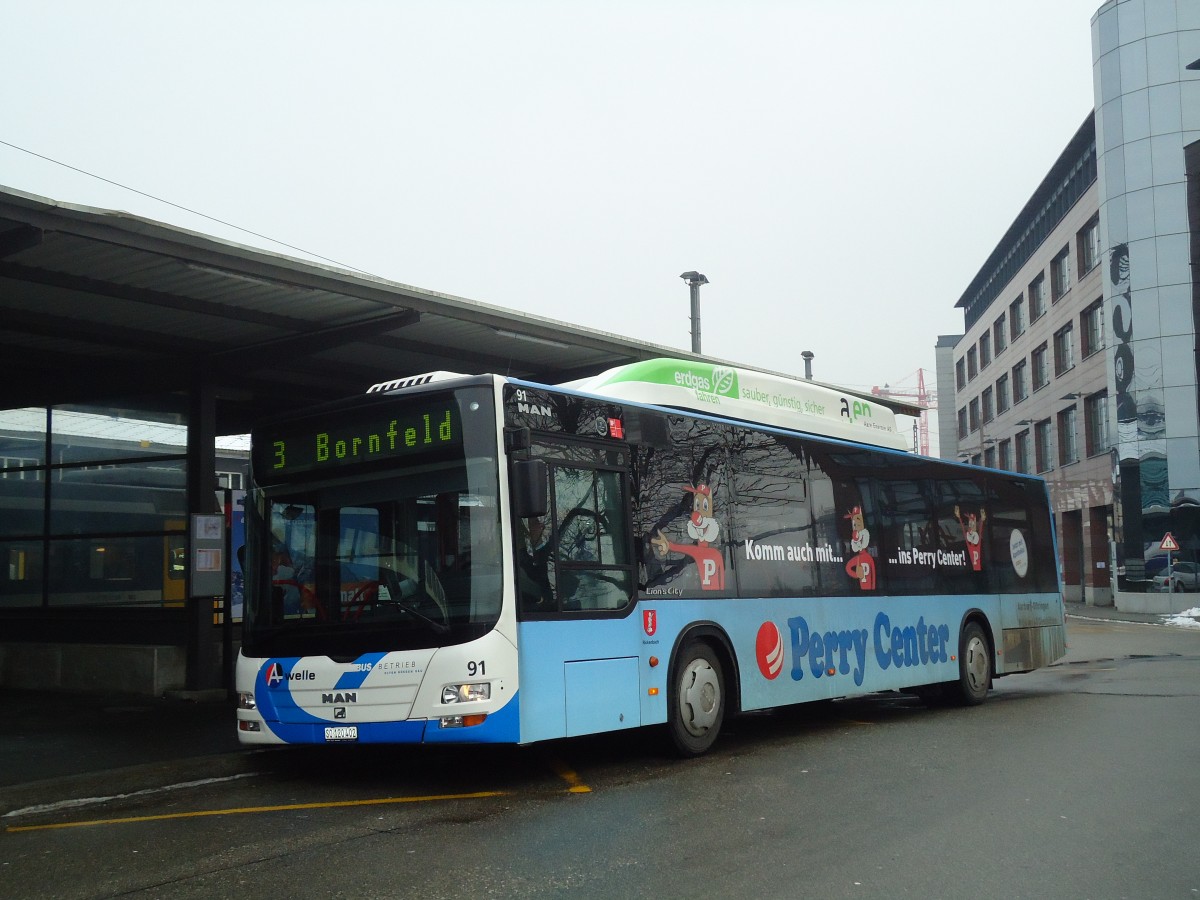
[393,597,450,634]
[381,571,450,634]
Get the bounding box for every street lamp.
[680,271,709,353]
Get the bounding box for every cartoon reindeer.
[843,505,875,590]
[954,505,986,571]
[651,484,725,590]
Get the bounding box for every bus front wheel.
[668,643,725,757]
[951,621,991,706]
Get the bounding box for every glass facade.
[0,398,189,609]
[1093,0,1200,594]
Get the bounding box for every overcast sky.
[2,1,1103,433]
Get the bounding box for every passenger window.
[878,479,938,595]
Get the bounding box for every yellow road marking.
[6,790,506,833]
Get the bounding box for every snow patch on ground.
[1161,607,1200,629]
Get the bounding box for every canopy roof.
[0,185,918,435]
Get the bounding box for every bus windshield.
[242,386,502,659]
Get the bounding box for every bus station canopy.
[0,184,919,434]
[0,185,698,434]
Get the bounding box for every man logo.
[265,662,285,687]
[755,622,784,680]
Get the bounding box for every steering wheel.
[558,508,607,561]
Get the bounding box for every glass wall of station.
[0,397,189,609]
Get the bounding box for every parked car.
[1153,561,1199,593]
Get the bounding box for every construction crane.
[871,369,937,456]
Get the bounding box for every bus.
[236,358,1065,755]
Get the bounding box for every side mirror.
[511,459,548,519]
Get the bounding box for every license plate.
[324,726,358,742]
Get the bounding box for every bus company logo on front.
[643,609,657,636]
[755,621,784,680]
[264,662,315,688]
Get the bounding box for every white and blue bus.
[236,358,1065,755]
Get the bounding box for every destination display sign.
[254,398,463,480]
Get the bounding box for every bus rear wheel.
[951,621,991,706]
[668,642,725,757]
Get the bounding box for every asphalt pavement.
[1,600,1193,819]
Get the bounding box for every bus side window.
[636,417,732,597]
[730,459,813,598]
[878,479,937,595]
[987,478,1051,593]
[935,479,989,593]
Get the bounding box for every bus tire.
[668,642,725,757]
[951,621,991,706]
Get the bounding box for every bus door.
[512,434,640,739]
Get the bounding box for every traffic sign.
[1160,532,1179,552]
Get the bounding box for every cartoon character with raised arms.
[844,505,876,590]
[651,484,726,590]
[955,505,986,571]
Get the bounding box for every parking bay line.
[6,790,508,833]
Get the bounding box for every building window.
[1057,406,1078,466]
[1081,298,1104,358]
[955,358,966,390]
[968,397,980,433]
[998,438,1013,471]
[1031,343,1049,392]
[1012,359,1028,404]
[967,346,978,380]
[1034,419,1053,473]
[1053,324,1074,377]
[1085,390,1110,457]
[981,386,994,424]
[993,315,1007,355]
[996,373,1010,414]
[1010,295,1025,337]
[1078,215,1101,275]
[1029,273,1046,321]
[1015,429,1031,474]
[957,407,968,440]
[984,445,997,469]
[217,471,244,490]
[1051,245,1071,301]
[979,332,992,369]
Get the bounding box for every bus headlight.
[441,682,491,704]
[238,691,257,710]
